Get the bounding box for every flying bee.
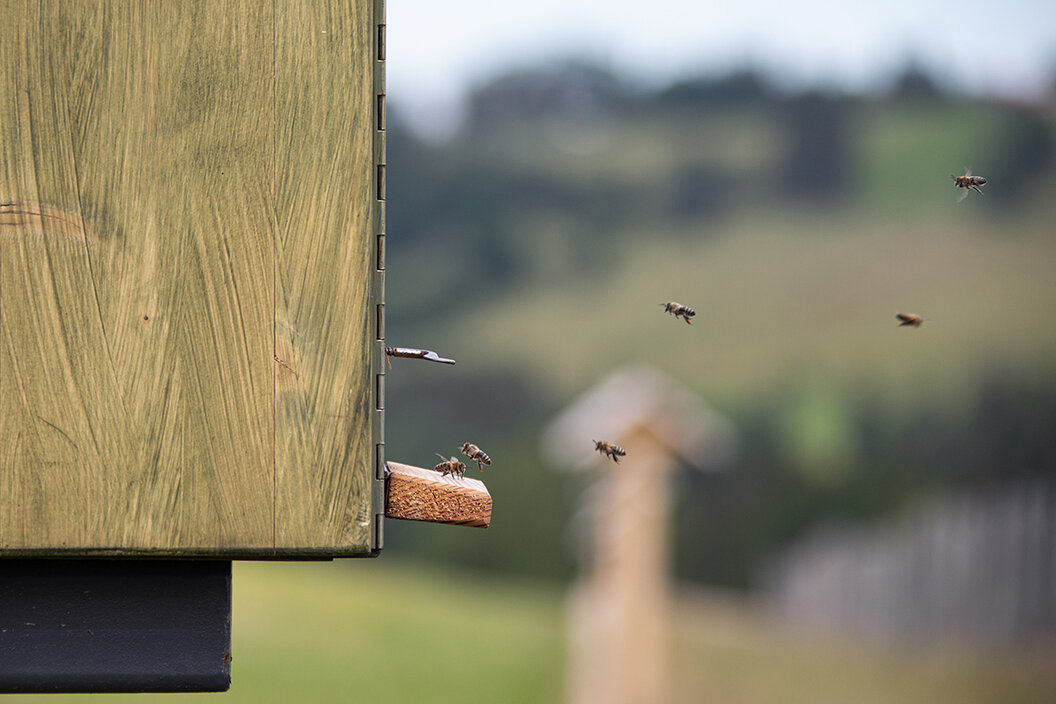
[434,453,466,479]
[593,439,627,463]
[460,442,491,472]
[896,313,924,328]
[953,169,986,201]
[661,301,696,325]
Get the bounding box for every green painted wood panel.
[0,0,382,556]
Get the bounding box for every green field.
[8,562,1053,702]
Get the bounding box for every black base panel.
[0,560,231,693]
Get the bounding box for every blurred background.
[21,1,1056,701]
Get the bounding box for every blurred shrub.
[987,109,1056,208]
[658,68,773,108]
[775,91,855,203]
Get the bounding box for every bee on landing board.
[661,301,696,325]
[593,440,627,463]
[896,313,924,328]
[953,169,987,201]
[460,442,491,472]
[434,454,466,479]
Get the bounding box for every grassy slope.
[411,203,1056,413]
[8,563,1053,703]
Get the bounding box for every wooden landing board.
[0,1,384,557]
[385,462,491,528]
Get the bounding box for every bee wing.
[956,188,969,202]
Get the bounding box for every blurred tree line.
[388,61,1054,321]
[383,60,1056,589]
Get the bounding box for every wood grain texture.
[385,462,492,528]
[273,0,376,552]
[0,1,380,556]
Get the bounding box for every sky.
[386,0,1056,137]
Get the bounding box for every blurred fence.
[766,479,1056,645]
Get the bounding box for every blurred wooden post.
[566,427,674,704]
[542,365,736,704]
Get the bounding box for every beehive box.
[0,0,386,557]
